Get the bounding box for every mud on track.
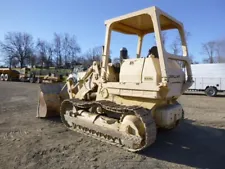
[0,81,225,169]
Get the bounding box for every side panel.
[195,78,203,90]
[191,63,225,78]
[221,78,225,90]
[190,77,222,90]
[189,64,225,91]
[102,82,160,99]
[202,78,221,90]
[166,60,185,97]
[142,57,161,84]
[119,58,145,83]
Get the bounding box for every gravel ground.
[0,81,225,169]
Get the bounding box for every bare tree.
[170,38,180,55]
[169,30,193,67]
[1,54,15,68]
[47,46,54,67]
[29,55,37,68]
[36,39,47,68]
[215,39,225,63]
[80,46,113,68]
[161,31,167,46]
[201,41,217,63]
[53,33,63,67]
[184,31,197,64]
[170,30,191,55]
[87,46,102,61]
[0,55,19,67]
[62,33,81,67]
[185,31,191,43]
[188,54,199,64]
[62,34,70,65]
[82,46,103,68]
[11,57,19,67]
[201,39,225,63]
[0,32,34,68]
[36,39,54,68]
[153,31,167,46]
[52,33,81,68]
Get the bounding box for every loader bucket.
[36,83,69,118]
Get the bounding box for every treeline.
[201,39,225,63]
[160,31,225,64]
[0,31,105,69]
[0,31,224,69]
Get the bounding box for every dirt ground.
[0,81,225,169]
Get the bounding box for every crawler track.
[60,99,157,152]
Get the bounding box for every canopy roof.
[104,6,183,35]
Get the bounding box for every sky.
[0,0,224,64]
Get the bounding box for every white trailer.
[187,63,225,96]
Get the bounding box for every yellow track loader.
[36,6,193,152]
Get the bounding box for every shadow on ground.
[39,116,62,123]
[140,119,225,169]
[40,115,225,169]
[183,92,225,98]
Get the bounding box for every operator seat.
[112,47,129,74]
[147,46,159,58]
